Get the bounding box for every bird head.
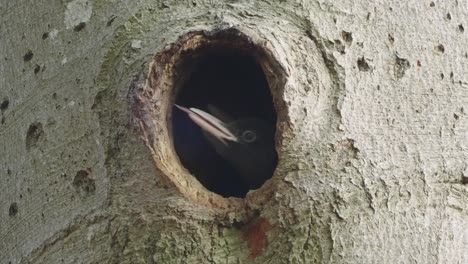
[175,104,277,189]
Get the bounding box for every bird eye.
[241,130,257,143]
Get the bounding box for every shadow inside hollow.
[172,48,276,197]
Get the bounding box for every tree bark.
[1,0,467,263]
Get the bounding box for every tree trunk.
[1,0,467,263]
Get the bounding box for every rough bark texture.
[1,0,467,263]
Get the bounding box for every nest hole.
[171,37,277,198]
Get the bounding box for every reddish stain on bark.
[241,217,272,259]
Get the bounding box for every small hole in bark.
[73,22,86,32]
[9,202,18,216]
[23,50,34,62]
[436,44,445,53]
[73,169,96,195]
[357,57,370,72]
[341,31,353,44]
[34,64,41,74]
[0,98,9,111]
[458,24,465,33]
[42,32,49,39]
[462,176,468,185]
[394,55,410,79]
[164,30,279,198]
[107,16,117,26]
[26,122,45,150]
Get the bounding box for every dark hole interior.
[172,47,277,198]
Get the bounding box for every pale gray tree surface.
[1,0,467,263]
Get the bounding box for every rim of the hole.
[172,44,277,197]
[145,28,287,209]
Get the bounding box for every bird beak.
[175,104,238,145]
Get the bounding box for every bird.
[174,104,277,190]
